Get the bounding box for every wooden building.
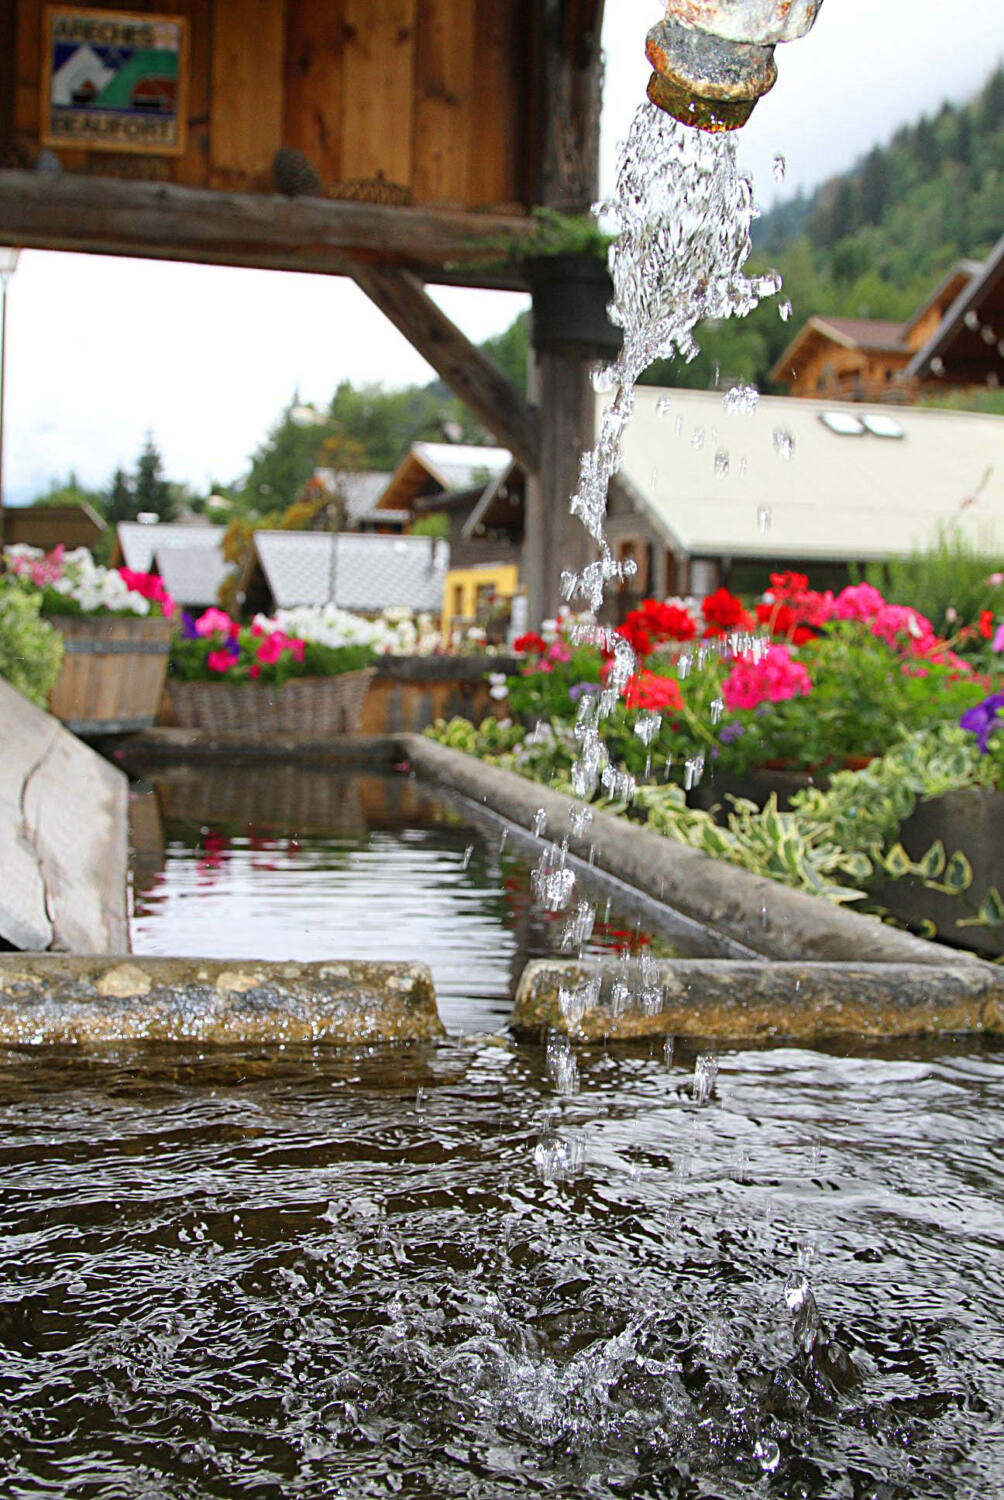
[769,258,984,402]
[1,0,609,622]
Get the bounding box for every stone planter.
[868,787,1004,959]
[47,614,173,736]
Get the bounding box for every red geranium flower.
[702,587,754,636]
[624,671,683,712]
[513,631,547,656]
[979,609,995,640]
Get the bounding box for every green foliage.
[425,715,1001,924]
[855,526,1004,641]
[0,582,65,707]
[408,512,450,540]
[30,471,107,515]
[478,310,529,396]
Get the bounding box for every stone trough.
[2,687,1002,1046]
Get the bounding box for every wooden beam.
[352,263,540,472]
[0,170,535,283]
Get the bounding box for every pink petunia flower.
[195,607,237,638]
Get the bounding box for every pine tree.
[104,467,137,525]
[133,435,176,521]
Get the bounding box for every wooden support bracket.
[352,264,541,473]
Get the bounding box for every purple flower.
[718,721,745,744]
[569,681,600,703]
[181,611,199,640]
[959,691,1004,753]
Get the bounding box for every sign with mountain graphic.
[42,7,188,154]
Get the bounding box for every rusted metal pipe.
[646,0,824,131]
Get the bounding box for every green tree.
[104,467,137,525]
[133,434,177,521]
[30,471,106,515]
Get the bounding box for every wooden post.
[524,0,605,628]
[523,352,594,624]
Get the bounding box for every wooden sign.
[41,6,189,155]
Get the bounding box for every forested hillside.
[641,64,1004,393]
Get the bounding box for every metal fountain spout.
[647,0,824,131]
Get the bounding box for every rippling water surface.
[0,1037,1001,1498]
[128,766,748,1032]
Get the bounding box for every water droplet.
[567,803,593,836]
[415,1086,426,1112]
[498,827,508,851]
[674,415,684,438]
[546,1031,579,1096]
[663,1035,675,1070]
[656,396,671,415]
[714,448,729,478]
[691,426,705,451]
[779,298,793,322]
[693,1052,719,1104]
[772,153,786,183]
[757,504,772,534]
[722,382,759,417]
[683,753,705,790]
[709,697,724,724]
[754,1438,781,1474]
[772,428,794,461]
[930,355,945,376]
[634,710,662,745]
[981,324,996,345]
[461,844,474,870]
[532,808,547,838]
[964,309,980,331]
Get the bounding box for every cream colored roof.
[610,387,1004,561]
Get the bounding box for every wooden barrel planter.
[165,669,376,739]
[47,614,173,736]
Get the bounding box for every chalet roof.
[116,521,224,573]
[313,469,393,522]
[412,442,510,492]
[610,386,1004,563]
[153,540,229,608]
[250,531,449,613]
[462,460,524,538]
[901,258,983,342]
[377,442,511,511]
[769,314,906,383]
[907,232,1004,383]
[2,502,105,550]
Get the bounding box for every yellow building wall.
[442,563,519,638]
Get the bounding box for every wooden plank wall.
[10,0,533,206]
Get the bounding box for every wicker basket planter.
[47,614,173,735]
[165,668,376,738]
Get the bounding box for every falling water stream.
[530,102,781,1137]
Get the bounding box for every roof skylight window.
[862,413,905,439]
[819,411,865,435]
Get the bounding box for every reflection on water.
[129,765,745,1033]
[0,1037,1000,1498]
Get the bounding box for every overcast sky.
[3,0,1001,507]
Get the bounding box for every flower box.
[47,614,173,735]
[165,668,376,739]
[868,787,1004,958]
